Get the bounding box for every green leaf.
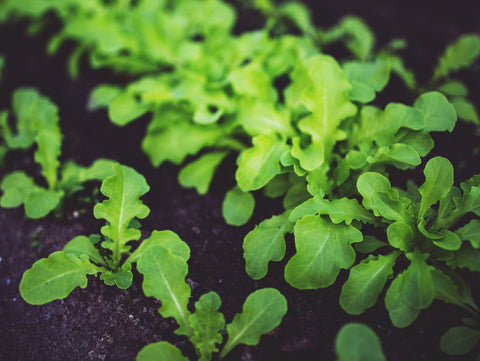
[400,252,435,310]
[178,151,228,195]
[385,273,420,328]
[452,98,480,124]
[63,235,106,266]
[243,211,293,280]
[128,230,190,265]
[222,186,255,226]
[441,326,480,355]
[19,252,100,305]
[100,263,133,289]
[236,135,286,191]
[418,157,453,219]
[438,81,469,97]
[189,292,225,361]
[93,164,150,265]
[335,323,386,361]
[355,236,387,254]
[136,342,188,361]
[367,143,421,170]
[451,245,480,272]
[434,34,480,79]
[88,85,122,110]
[344,59,390,103]
[0,171,36,208]
[137,244,192,337]
[285,215,362,289]
[34,128,62,189]
[431,269,467,308]
[455,220,480,248]
[108,92,149,126]
[433,231,462,251]
[340,252,399,315]
[386,221,414,251]
[289,196,377,225]
[24,188,63,219]
[413,91,457,132]
[290,137,324,171]
[220,288,287,358]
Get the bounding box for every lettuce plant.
[19,163,150,304]
[135,234,287,361]
[0,88,115,218]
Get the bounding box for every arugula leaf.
[285,215,362,289]
[344,59,391,103]
[19,252,101,305]
[385,272,420,328]
[441,326,480,355]
[136,342,189,361]
[243,211,293,280]
[94,163,150,267]
[400,252,435,310]
[220,288,287,358]
[434,34,480,80]
[335,323,387,361]
[222,186,255,226]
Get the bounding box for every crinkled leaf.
[335,323,386,361]
[178,151,228,195]
[136,342,188,361]
[340,252,399,315]
[221,288,287,358]
[236,135,286,191]
[222,186,255,226]
[441,326,480,356]
[100,263,133,289]
[243,211,293,280]
[385,273,419,328]
[19,252,100,305]
[137,244,192,337]
[63,235,106,267]
[189,292,225,361]
[290,137,324,171]
[285,215,362,289]
[93,164,150,261]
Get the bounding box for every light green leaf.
[178,151,228,195]
[434,34,480,79]
[222,187,255,226]
[438,81,469,97]
[108,92,149,126]
[136,342,188,361]
[385,273,420,328]
[77,159,117,182]
[263,174,289,198]
[386,221,414,251]
[0,171,35,208]
[433,231,462,250]
[285,215,362,289]
[243,211,293,280]
[24,188,63,219]
[452,98,480,124]
[344,59,390,103]
[137,244,192,337]
[355,236,387,254]
[63,235,106,266]
[290,137,324,171]
[441,326,480,355]
[236,135,286,191]
[418,157,453,219]
[189,292,225,361]
[367,143,421,170]
[400,252,435,310]
[100,263,133,289]
[19,252,100,305]
[88,85,122,110]
[413,91,457,132]
[335,323,386,361]
[93,164,150,264]
[128,230,190,264]
[34,128,62,189]
[220,288,287,358]
[455,220,480,248]
[340,252,399,315]
[289,196,377,225]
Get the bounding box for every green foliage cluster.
[1,0,480,358]
[0,88,115,218]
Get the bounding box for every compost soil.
[1,1,480,360]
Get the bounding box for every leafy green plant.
[19,163,150,304]
[136,235,287,361]
[0,88,115,218]
[335,323,386,361]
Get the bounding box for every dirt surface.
[1,1,480,360]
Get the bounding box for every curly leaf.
[340,252,399,315]
[335,323,386,361]
[285,215,362,289]
[243,211,293,280]
[19,252,100,305]
[100,263,133,289]
[93,164,150,263]
[189,292,225,361]
[220,288,287,358]
[137,243,192,337]
[136,341,188,361]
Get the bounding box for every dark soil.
[1,1,480,360]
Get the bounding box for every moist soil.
[1,1,480,360]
